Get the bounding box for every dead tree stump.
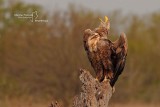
[50,69,113,107]
[73,69,113,107]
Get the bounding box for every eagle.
[83,16,128,87]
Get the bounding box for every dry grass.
[0,99,159,107]
[0,98,50,107]
[110,103,160,107]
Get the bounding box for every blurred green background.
[0,0,160,107]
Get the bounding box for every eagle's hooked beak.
[99,16,108,23]
[99,16,110,35]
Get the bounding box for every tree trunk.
[50,69,113,107]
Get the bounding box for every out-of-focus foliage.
[0,0,160,106]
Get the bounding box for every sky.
[22,0,160,15]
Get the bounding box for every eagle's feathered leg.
[108,71,113,79]
[96,69,104,82]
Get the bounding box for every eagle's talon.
[104,76,107,81]
[95,78,99,82]
[103,76,110,82]
[112,87,115,93]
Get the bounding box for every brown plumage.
[110,33,128,87]
[84,29,113,82]
[83,17,128,87]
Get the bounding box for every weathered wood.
[49,101,61,107]
[73,69,113,107]
[50,69,113,107]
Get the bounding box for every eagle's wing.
[110,33,128,87]
[83,29,104,81]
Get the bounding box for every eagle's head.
[98,16,110,36]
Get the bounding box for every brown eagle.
[83,16,128,87]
